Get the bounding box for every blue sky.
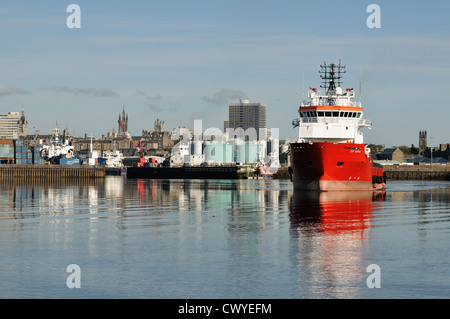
[0,0,449,147]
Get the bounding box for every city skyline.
[1,1,449,147]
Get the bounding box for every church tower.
[154,118,165,132]
[118,105,128,135]
[419,130,427,155]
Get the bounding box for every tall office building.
[226,99,266,141]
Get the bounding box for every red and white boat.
[289,61,386,191]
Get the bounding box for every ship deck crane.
[118,119,147,167]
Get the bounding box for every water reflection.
[2,177,450,298]
[0,179,104,221]
[289,190,385,298]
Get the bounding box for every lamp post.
[430,136,433,165]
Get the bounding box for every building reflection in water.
[289,190,385,298]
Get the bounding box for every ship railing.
[301,99,361,107]
[359,119,372,127]
[299,117,363,124]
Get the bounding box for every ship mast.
[319,60,346,96]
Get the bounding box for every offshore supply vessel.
[289,61,385,191]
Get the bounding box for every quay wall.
[275,165,450,181]
[273,167,289,179]
[383,165,450,181]
[0,165,105,180]
[3,164,447,181]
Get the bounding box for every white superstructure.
[40,126,75,160]
[292,61,372,144]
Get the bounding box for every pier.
[0,165,105,180]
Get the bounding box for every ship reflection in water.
[289,190,385,298]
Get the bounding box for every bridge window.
[318,111,324,117]
[325,111,332,117]
[332,111,339,117]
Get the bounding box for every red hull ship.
[289,61,386,191]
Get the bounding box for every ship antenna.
[319,60,346,96]
[359,64,362,105]
[359,79,362,104]
[302,72,305,100]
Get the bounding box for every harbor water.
[1,177,450,299]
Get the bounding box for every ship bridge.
[303,87,360,107]
[293,61,372,144]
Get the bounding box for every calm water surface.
[1,177,449,299]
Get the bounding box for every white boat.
[104,150,124,168]
[40,125,78,164]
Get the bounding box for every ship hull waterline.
[289,142,385,192]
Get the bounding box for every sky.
[0,0,449,148]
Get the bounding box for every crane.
[118,119,147,167]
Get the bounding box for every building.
[226,99,266,141]
[0,108,28,139]
[375,148,405,163]
[141,118,172,152]
[72,114,173,158]
[423,143,450,161]
[405,156,448,164]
